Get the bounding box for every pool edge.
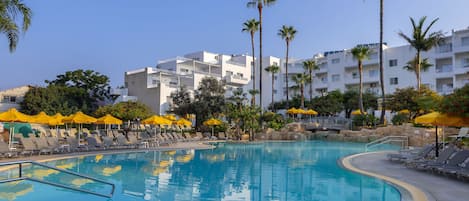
[340,152,428,201]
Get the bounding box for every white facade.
[0,85,31,112]
[121,27,469,114]
[122,51,258,114]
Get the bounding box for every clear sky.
[1,0,468,89]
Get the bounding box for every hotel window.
[331,74,340,82]
[274,75,278,80]
[273,62,278,66]
[320,77,328,83]
[369,69,378,77]
[463,58,469,67]
[390,77,398,85]
[236,73,244,78]
[152,80,157,85]
[462,37,469,46]
[389,59,398,67]
[438,43,452,53]
[369,53,378,60]
[352,72,359,79]
[273,89,277,94]
[226,71,233,75]
[331,58,340,64]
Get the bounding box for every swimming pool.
[0,141,402,201]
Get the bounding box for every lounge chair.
[45,136,63,153]
[409,146,457,170]
[218,132,227,140]
[387,144,434,162]
[115,134,132,148]
[449,127,469,139]
[19,137,39,156]
[0,140,18,157]
[184,133,196,141]
[435,150,469,175]
[85,136,105,150]
[65,136,87,152]
[102,136,115,149]
[35,137,54,155]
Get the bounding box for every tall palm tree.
[0,0,32,52]
[264,64,280,111]
[398,16,444,92]
[403,57,433,84]
[248,89,259,106]
[351,46,372,114]
[278,25,297,109]
[291,73,310,109]
[379,0,386,124]
[242,19,260,106]
[247,0,276,110]
[302,59,319,105]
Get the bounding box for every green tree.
[351,46,372,115]
[226,88,248,138]
[95,101,152,121]
[264,64,280,111]
[193,77,226,128]
[0,0,32,52]
[387,86,441,119]
[278,25,297,109]
[439,84,469,117]
[398,16,444,92]
[343,90,378,118]
[20,85,92,115]
[248,89,259,106]
[309,90,343,115]
[247,0,276,110]
[46,69,111,102]
[303,59,319,104]
[242,18,260,105]
[291,73,310,109]
[403,57,433,85]
[170,86,192,117]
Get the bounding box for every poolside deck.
[343,151,469,201]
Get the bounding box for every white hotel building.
[118,27,469,114]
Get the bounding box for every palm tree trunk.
[300,84,304,109]
[416,51,421,92]
[379,0,386,124]
[359,61,365,114]
[251,32,256,106]
[258,4,263,110]
[309,70,313,106]
[272,73,275,111]
[285,41,290,109]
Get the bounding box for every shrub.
[353,114,379,127]
[391,113,409,125]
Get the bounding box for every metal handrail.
[365,136,408,151]
[0,160,115,198]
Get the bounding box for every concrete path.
[347,151,469,201]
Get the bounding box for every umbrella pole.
[8,122,13,150]
[435,126,439,157]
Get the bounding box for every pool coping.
[340,151,428,201]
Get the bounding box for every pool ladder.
[365,136,409,151]
[0,160,115,198]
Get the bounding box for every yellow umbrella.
[29,112,53,124]
[304,109,318,115]
[0,108,31,149]
[203,118,222,138]
[96,114,123,125]
[163,114,177,121]
[351,109,367,115]
[142,115,172,126]
[398,109,410,114]
[175,118,192,127]
[287,108,298,114]
[415,112,469,157]
[62,111,97,124]
[48,113,65,126]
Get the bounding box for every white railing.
[365,136,409,151]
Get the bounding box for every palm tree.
[398,16,444,92]
[248,89,259,106]
[0,0,32,52]
[264,64,280,111]
[278,25,297,109]
[351,46,372,114]
[302,59,319,105]
[379,0,386,124]
[291,73,310,109]
[247,0,276,110]
[403,57,433,84]
[242,19,260,106]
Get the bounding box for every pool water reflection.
[0,141,401,201]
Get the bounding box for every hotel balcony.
[435,65,454,78]
[224,74,249,85]
[454,66,469,75]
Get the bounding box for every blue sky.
[1,0,468,89]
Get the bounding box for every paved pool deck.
[342,151,469,201]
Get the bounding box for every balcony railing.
[435,65,453,73]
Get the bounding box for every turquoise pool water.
[0,141,401,201]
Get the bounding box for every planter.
[241,134,250,141]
